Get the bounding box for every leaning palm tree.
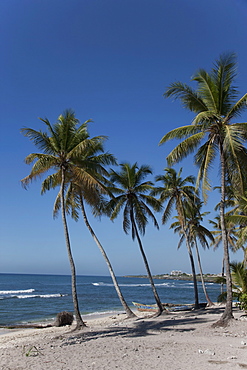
[153,167,200,308]
[106,162,164,315]
[160,53,247,324]
[21,109,105,329]
[53,182,136,318]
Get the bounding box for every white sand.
[0,305,247,369]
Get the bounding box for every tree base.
[126,312,137,319]
[211,317,235,328]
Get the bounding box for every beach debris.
[208,360,228,365]
[22,345,43,357]
[198,349,215,355]
[241,340,247,345]
[54,311,74,327]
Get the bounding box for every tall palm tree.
[160,53,247,324]
[21,109,106,329]
[153,167,200,308]
[53,182,136,318]
[106,162,164,315]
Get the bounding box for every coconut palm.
[153,167,200,308]
[53,182,136,318]
[160,53,247,324]
[182,202,215,306]
[106,162,164,315]
[170,215,213,306]
[21,109,106,329]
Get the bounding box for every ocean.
[0,274,222,326]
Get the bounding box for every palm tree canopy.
[160,53,247,199]
[153,167,198,225]
[184,201,214,248]
[106,162,161,239]
[21,109,116,194]
[209,215,238,252]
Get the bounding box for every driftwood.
[0,324,52,329]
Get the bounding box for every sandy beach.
[0,305,247,370]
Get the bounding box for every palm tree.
[21,109,105,329]
[183,202,215,306]
[53,182,136,318]
[153,167,200,308]
[209,215,238,278]
[160,53,247,324]
[106,162,164,315]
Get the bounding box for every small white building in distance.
[170,270,183,276]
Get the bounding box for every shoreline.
[0,309,125,334]
[1,305,247,369]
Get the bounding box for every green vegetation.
[217,262,247,312]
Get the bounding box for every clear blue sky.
[1,0,247,276]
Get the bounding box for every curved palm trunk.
[178,200,199,308]
[79,195,136,318]
[194,240,214,306]
[184,233,199,308]
[60,169,85,329]
[217,145,233,324]
[132,218,164,315]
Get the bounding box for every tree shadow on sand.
[60,309,220,346]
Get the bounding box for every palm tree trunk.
[217,144,233,324]
[221,258,225,294]
[132,218,164,315]
[178,200,199,308]
[79,194,136,318]
[185,236,199,308]
[60,169,85,329]
[194,240,214,306]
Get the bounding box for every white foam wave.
[16,294,66,299]
[0,289,35,294]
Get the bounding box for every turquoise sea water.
[0,274,222,326]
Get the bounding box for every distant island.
[124,272,221,283]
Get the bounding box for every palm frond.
[192,69,218,112]
[164,81,207,112]
[159,125,202,145]
[226,93,247,120]
[195,139,217,200]
[166,132,205,166]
